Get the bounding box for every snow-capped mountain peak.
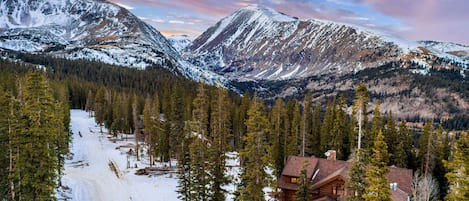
[238,4,297,22]
[185,4,467,81]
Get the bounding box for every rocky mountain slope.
[0,0,227,86]
[184,4,469,120]
[185,4,467,81]
[168,35,192,52]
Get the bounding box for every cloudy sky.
[109,0,469,45]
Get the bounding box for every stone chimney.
[325,150,337,161]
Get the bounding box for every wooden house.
[278,151,412,201]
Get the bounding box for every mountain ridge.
[0,0,228,87]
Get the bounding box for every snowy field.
[57,110,274,201]
[57,110,180,201]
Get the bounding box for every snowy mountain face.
[184,4,469,119]
[167,35,192,52]
[419,40,469,60]
[0,0,228,86]
[184,4,467,82]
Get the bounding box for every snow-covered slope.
[167,35,192,52]
[419,40,469,60]
[185,4,467,81]
[0,0,227,86]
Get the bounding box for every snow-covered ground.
[58,110,274,201]
[57,110,179,201]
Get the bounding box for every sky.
[109,0,469,45]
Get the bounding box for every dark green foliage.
[363,131,391,201]
[444,131,469,200]
[295,161,312,201]
[235,94,271,201]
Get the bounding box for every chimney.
[325,150,337,161]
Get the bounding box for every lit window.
[290,177,298,184]
[333,185,345,195]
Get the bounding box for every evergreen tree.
[310,100,322,157]
[270,98,286,179]
[419,121,434,175]
[444,131,469,200]
[286,100,301,157]
[235,94,270,201]
[320,99,335,153]
[0,90,13,198]
[432,126,450,199]
[94,87,107,133]
[332,95,348,159]
[368,102,382,152]
[186,84,211,200]
[363,130,391,201]
[85,90,94,117]
[394,121,414,168]
[295,161,312,201]
[346,149,366,201]
[209,88,231,201]
[11,71,62,201]
[384,112,398,166]
[351,84,369,152]
[301,91,313,156]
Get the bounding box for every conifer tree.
[235,94,270,201]
[85,90,94,117]
[444,131,469,200]
[94,87,107,133]
[419,121,434,175]
[332,95,348,159]
[363,130,391,201]
[295,161,312,201]
[346,149,366,201]
[286,100,301,157]
[209,88,231,201]
[394,121,413,168]
[368,102,382,151]
[187,84,211,200]
[310,100,322,157]
[11,71,61,201]
[0,90,13,198]
[351,84,369,152]
[433,126,450,199]
[384,112,398,166]
[320,99,335,153]
[301,91,313,156]
[270,98,286,179]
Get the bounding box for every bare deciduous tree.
[411,172,439,201]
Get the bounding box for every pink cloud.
[360,0,469,44]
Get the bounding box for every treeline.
[0,61,70,200]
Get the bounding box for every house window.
[290,177,298,184]
[333,185,345,196]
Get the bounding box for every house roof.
[281,155,318,178]
[279,155,413,199]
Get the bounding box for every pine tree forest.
[0,53,468,200]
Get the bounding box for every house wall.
[311,179,346,200]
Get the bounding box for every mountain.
[168,35,192,52]
[184,4,469,120]
[185,4,467,81]
[0,0,227,86]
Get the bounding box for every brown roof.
[310,166,348,190]
[281,156,318,178]
[279,155,413,200]
[311,159,348,184]
[388,166,413,195]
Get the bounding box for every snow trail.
[60,110,179,201]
